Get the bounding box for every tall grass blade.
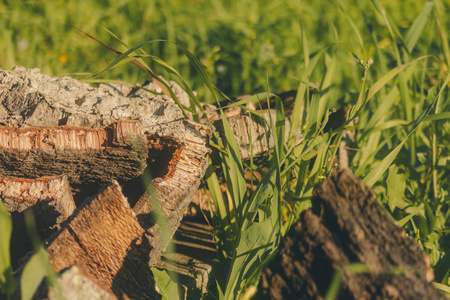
[204,161,228,222]
[404,2,433,53]
[424,112,450,122]
[289,46,333,145]
[334,0,364,54]
[433,0,450,65]
[151,268,180,300]
[70,25,174,98]
[363,71,450,187]
[0,201,15,295]
[223,218,279,299]
[220,111,247,225]
[20,246,48,300]
[366,56,430,101]
[221,92,278,110]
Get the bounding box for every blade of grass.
[366,56,431,101]
[0,201,15,296]
[404,2,433,53]
[220,110,247,226]
[223,218,279,299]
[20,246,48,300]
[434,0,450,65]
[334,0,365,55]
[363,71,450,187]
[221,92,278,110]
[70,25,173,98]
[289,45,333,146]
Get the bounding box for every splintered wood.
[0,120,147,184]
[133,121,212,265]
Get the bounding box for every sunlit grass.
[0,0,449,298]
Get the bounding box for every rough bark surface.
[154,218,216,298]
[47,265,118,300]
[133,121,212,265]
[257,168,444,300]
[213,109,290,160]
[1,175,75,268]
[46,181,159,300]
[0,120,147,185]
[1,175,75,219]
[0,67,186,139]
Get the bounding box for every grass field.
[1,0,450,298]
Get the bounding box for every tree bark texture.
[46,181,159,299]
[257,168,444,300]
[0,120,147,185]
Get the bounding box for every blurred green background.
[0,0,447,101]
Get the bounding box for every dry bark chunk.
[0,67,187,142]
[46,181,159,300]
[133,121,212,265]
[1,175,75,269]
[0,120,147,185]
[257,168,444,300]
[0,175,75,220]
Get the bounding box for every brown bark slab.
[46,181,159,299]
[1,175,76,269]
[257,168,444,300]
[133,121,212,265]
[0,120,147,185]
[1,175,75,220]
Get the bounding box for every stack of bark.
[0,67,212,299]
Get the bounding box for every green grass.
[1,0,450,298]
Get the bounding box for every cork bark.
[257,168,444,300]
[0,120,147,185]
[46,181,159,299]
[0,67,211,299]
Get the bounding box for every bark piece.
[213,109,289,160]
[1,175,75,268]
[46,181,159,300]
[133,121,212,265]
[1,67,212,272]
[0,67,187,142]
[257,168,444,300]
[0,120,147,185]
[154,218,216,298]
[1,175,75,221]
[47,265,118,300]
